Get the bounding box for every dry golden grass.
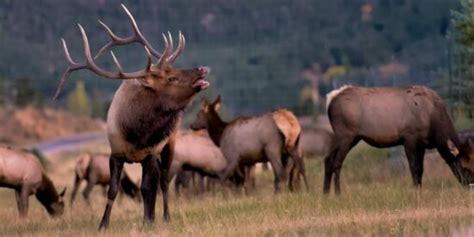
[0,142,473,236]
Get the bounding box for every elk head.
[54,4,210,101]
[448,138,474,185]
[49,187,66,217]
[190,95,221,130]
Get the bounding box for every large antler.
[94,4,186,63]
[54,4,186,99]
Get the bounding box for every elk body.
[56,4,210,229]
[191,96,308,192]
[70,153,140,205]
[0,146,66,218]
[324,86,474,194]
[170,130,226,181]
[300,127,333,157]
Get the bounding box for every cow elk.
[55,4,210,229]
[324,86,474,194]
[0,146,66,218]
[70,153,140,205]
[190,95,308,192]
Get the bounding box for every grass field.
[0,142,473,236]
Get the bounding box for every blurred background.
[0,0,473,145]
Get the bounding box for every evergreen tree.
[451,0,474,116]
[67,80,91,116]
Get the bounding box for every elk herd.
[0,3,473,232]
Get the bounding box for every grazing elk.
[70,153,140,205]
[324,86,474,194]
[190,96,308,192]
[55,4,210,229]
[0,146,66,218]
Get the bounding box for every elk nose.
[198,66,211,75]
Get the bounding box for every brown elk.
[190,96,308,192]
[55,4,210,229]
[70,153,140,205]
[0,146,66,217]
[300,127,333,157]
[170,131,226,190]
[324,86,474,194]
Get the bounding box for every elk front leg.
[98,156,124,230]
[404,142,425,188]
[15,189,28,218]
[159,142,174,222]
[141,155,159,224]
[82,180,96,205]
[70,173,81,205]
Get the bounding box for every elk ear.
[59,187,67,197]
[200,98,209,112]
[447,139,460,157]
[213,95,221,111]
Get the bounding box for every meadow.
[0,142,473,237]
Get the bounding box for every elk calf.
[70,153,140,205]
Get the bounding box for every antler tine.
[143,46,152,72]
[78,24,119,78]
[110,51,125,76]
[157,33,171,68]
[167,31,174,54]
[94,4,162,59]
[167,31,186,63]
[53,38,88,100]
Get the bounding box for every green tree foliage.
[451,0,474,116]
[67,80,91,116]
[0,0,461,115]
[14,77,36,107]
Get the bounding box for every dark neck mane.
[35,174,59,215]
[207,110,228,146]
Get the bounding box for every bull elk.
[190,95,308,192]
[70,153,140,205]
[0,146,66,218]
[55,4,210,229]
[324,86,474,194]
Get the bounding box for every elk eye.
[168,76,178,82]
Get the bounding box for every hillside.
[0,106,104,145]
[0,0,461,115]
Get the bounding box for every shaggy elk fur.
[324,86,474,194]
[55,4,210,229]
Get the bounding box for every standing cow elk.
[0,146,66,218]
[324,86,474,194]
[190,96,308,192]
[55,4,210,229]
[70,153,140,205]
